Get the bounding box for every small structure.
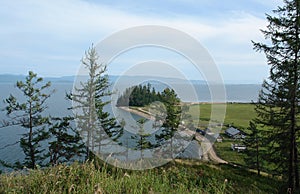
[196,128,206,136]
[216,135,223,143]
[231,144,246,152]
[225,127,246,139]
[178,140,202,159]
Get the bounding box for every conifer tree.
[131,118,152,160]
[252,0,300,191]
[244,121,264,175]
[155,88,181,159]
[68,45,122,160]
[1,71,53,169]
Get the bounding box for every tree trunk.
[256,139,260,176]
[29,101,35,169]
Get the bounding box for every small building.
[231,144,246,152]
[216,135,223,143]
[225,127,245,139]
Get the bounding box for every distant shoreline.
[117,106,154,120]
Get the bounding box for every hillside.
[0,160,283,193]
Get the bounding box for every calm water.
[0,83,261,171]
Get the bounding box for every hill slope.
[0,160,282,193]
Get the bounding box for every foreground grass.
[0,160,283,194]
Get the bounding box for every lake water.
[0,82,261,171]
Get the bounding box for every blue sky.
[0,0,283,83]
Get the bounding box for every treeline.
[116,83,163,107]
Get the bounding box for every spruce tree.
[68,45,122,160]
[1,71,53,169]
[244,121,264,175]
[252,0,300,191]
[155,88,181,159]
[131,118,152,160]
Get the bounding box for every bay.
[0,82,261,171]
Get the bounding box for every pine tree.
[68,45,122,160]
[131,118,152,160]
[244,121,264,175]
[252,0,300,191]
[1,71,53,169]
[95,74,123,152]
[155,88,181,159]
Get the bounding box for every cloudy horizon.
[0,0,283,83]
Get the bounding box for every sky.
[0,0,284,83]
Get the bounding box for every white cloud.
[0,0,267,42]
[0,0,270,80]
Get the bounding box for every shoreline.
[117,106,154,120]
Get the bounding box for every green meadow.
[187,103,256,129]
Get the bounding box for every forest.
[116,83,162,107]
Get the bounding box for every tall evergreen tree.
[155,88,181,159]
[252,0,300,191]
[131,118,152,160]
[68,45,122,160]
[1,71,53,169]
[244,121,264,175]
[95,73,123,152]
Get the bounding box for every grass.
[0,160,283,194]
[214,138,246,166]
[188,103,256,129]
[132,103,256,129]
[222,103,256,129]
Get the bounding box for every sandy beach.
[117,106,154,120]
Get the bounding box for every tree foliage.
[131,118,152,159]
[116,83,161,107]
[1,71,53,169]
[68,45,122,160]
[243,121,265,175]
[155,88,182,159]
[47,117,85,166]
[252,0,300,192]
[1,72,86,169]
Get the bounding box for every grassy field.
[187,103,256,129]
[0,160,283,194]
[138,102,255,129]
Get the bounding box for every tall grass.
[0,160,282,194]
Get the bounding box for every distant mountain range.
[0,74,261,85]
[0,74,208,85]
[0,74,74,83]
